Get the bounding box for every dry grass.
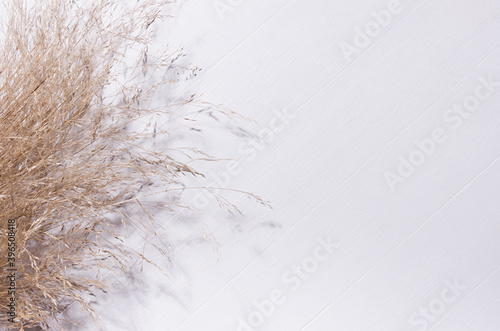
[0,0,268,329]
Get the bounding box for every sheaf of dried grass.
[0,0,267,329]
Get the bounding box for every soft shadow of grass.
[0,0,269,329]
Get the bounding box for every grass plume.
[0,0,268,329]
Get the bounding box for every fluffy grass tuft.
[0,0,268,329]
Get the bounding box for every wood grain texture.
[59,0,500,330]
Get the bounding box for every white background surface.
[58,0,500,330]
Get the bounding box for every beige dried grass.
[0,0,268,329]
